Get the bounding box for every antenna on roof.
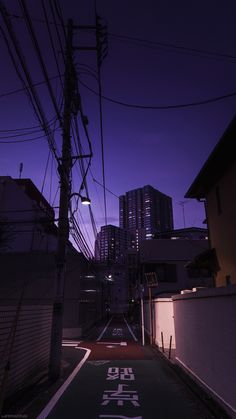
[179,200,190,228]
[19,162,23,179]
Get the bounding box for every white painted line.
[62,343,79,347]
[99,416,142,418]
[96,341,127,346]
[36,347,91,419]
[123,315,138,342]
[96,315,114,342]
[97,341,117,345]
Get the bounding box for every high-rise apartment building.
[119,185,173,250]
[95,224,131,263]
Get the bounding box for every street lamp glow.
[80,195,91,205]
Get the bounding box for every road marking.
[62,343,81,347]
[36,347,91,419]
[96,315,114,342]
[112,328,123,336]
[87,360,110,366]
[97,342,127,346]
[99,416,142,419]
[123,316,138,342]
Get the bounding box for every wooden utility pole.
[48,12,108,381]
[49,19,74,380]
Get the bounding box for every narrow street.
[34,315,215,419]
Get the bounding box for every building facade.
[140,238,213,296]
[185,116,236,287]
[0,176,57,252]
[155,227,208,240]
[95,224,131,263]
[119,185,173,250]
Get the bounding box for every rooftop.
[185,116,236,199]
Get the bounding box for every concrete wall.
[144,298,176,350]
[173,285,236,418]
[153,298,176,349]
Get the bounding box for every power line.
[41,0,64,89]
[0,75,62,100]
[0,133,51,143]
[0,122,60,138]
[95,11,108,226]
[0,115,58,133]
[92,177,119,198]
[48,0,66,65]
[18,0,62,125]
[8,12,236,63]
[0,5,59,160]
[109,32,236,63]
[71,116,98,241]
[79,78,236,109]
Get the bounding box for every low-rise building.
[0,176,57,252]
[185,116,236,287]
[140,238,213,296]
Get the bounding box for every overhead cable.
[18,0,62,124]
[109,32,236,63]
[0,75,62,100]
[79,78,236,109]
[0,3,59,160]
[41,0,64,89]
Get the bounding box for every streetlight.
[70,192,91,205]
[80,195,91,205]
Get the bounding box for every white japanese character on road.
[102,384,140,407]
[107,367,135,381]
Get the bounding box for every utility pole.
[49,19,74,380]
[48,12,108,380]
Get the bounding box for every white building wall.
[173,286,236,418]
[144,298,176,350]
[153,298,176,349]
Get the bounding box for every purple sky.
[0,0,236,253]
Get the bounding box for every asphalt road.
[35,314,216,419]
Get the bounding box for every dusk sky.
[0,0,236,254]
